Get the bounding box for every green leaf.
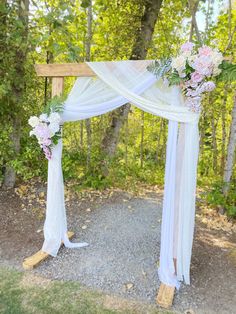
[147,58,172,79]
[167,71,183,86]
[216,61,236,82]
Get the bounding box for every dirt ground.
[0,181,236,314]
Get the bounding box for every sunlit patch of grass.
[0,267,174,314]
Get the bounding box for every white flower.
[39,113,48,122]
[48,112,61,124]
[211,49,223,67]
[187,54,197,67]
[182,50,192,58]
[28,116,40,128]
[171,55,186,73]
[29,130,35,136]
[212,67,222,76]
[179,71,186,78]
[37,138,44,144]
[49,122,60,136]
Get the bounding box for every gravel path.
[35,195,162,303]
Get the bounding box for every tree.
[223,91,236,195]
[2,0,29,188]
[101,0,164,157]
[84,0,92,169]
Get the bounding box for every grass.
[0,267,174,314]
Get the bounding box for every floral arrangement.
[28,96,64,160]
[147,42,235,113]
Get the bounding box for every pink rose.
[181,42,195,52]
[193,55,213,76]
[191,71,204,83]
[198,45,213,56]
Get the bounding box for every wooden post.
[52,77,64,97]
[156,283,175,308]
[23,231,75,270]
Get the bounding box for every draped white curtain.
[42,60,199,288]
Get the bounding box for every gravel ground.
[1,188,236,314]
[35,195,162,303]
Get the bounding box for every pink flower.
[181,42,195,52]
[186,88,201,97]
[185,80,198,89]
[191,71,204,83]
[200,81,216,92]
[42,145,52,160]
[42,138,52,146]
[198,45,213,56]
[34,124,51,140]
[186,96,201,113]
[193,55,213,76]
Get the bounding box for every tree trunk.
[140,111,145,168]
[85,0,92,169]
[223,92,236,195]
[3,0,29,189]
[155,119,164,163]
[101,0,163,157]
[211,114,218,172]
[188,0,203,45]
[221,96,227,174]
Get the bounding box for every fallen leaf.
[39,192,45,198]
[124,282,134,290]
[142,269,147,277]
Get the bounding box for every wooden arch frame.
[23,63,175,309]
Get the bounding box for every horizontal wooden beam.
[35,63,96,77]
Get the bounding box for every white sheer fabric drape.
[42,60,199,288]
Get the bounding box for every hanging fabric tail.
[158,120,180,288]
[176,122,199,284]
[42,139,67,256]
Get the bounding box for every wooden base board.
[156,283,175,308]
[22,231,74,270]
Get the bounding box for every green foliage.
[217,60,236,82]
[44,95,65,115]
[147,58,172,79]
[167,70,184,86]
[205,181,236,218]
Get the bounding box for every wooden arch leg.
[156,283,175,308]
[22,231,74,270]
[22,76,67,271]
[156,258,176,308]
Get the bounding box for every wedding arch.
[23,60,200,308]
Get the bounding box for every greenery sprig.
[43,95,65,116]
